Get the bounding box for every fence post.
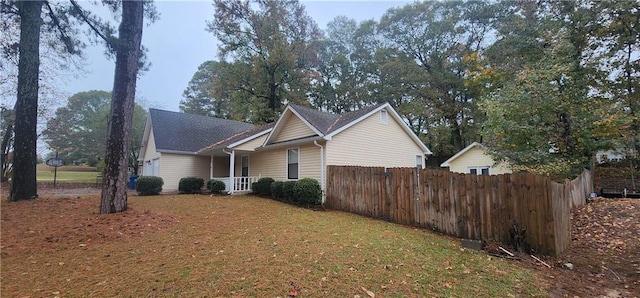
[384,168,392,221]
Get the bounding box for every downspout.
[223,149,235,194]
[313,140,325,204]
[209,155,214,180]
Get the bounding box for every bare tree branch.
[69,0,117,51]
[44,1,78,54]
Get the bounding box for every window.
[148,158,159,176]
[380,109,388,124]
[287,148,299,179]
[468,166,490,175]
[241,156,249,177]
[415,154,423,169]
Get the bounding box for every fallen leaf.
[361,286,375,297]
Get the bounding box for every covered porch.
[209,176,259,194]
[202,148,259,194]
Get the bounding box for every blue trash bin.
[129,175,139,189]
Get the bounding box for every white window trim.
[468,166,490,175]
[151,158,160,176]
[380,109,388,125]
[415,154,424,169]
[286,147,300,180]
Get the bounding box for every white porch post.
[209,155,214,180]
[229,149,235,194]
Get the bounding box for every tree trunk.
[100,0,144,213]
[10,1,43,201]
[1,115,14,182]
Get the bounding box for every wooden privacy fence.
[325,166,593,256]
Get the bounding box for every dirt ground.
[1,184,639,297]
[492,197,640,298]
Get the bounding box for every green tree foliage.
[1,0,153,201]
[206,0,323,124]
[477,0,630,177]
[311,16,378,114]
[42,90,147,169]
[481,34,607,177]
[43,91,110,166]
[185,0,635,178]
[179,60,229,118]
[591,1,640,155]
[376,1,492,156]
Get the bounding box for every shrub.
[293,178,322,205]
[282,180,297,201]
[271,181,284,199]
[252,177,275,197]
[136,176,164,196]
[207,179,227,194]
[178,176,205,194]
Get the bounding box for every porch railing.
[210,176,260,193]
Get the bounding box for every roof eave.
[440,142,484,167]
[323,103,432,155]
[228,128,273,148]
[257,135,324,151]
[263,105,325,146]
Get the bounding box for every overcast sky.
[66,0,410,112]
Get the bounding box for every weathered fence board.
[325,166,593,256]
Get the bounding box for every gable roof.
[440,142,487,167]
[288,103,384,135]
[147,108,254,154]
[197,122,275,153]
[264,102,431,155]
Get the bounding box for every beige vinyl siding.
[447,146,512,175]
[143,129,160,160]
[326,109,424,167]
[249,143,321,182]
[234,134,268,151]
[140,129,160,175]
[158,153,210,190]
[248,149,286,179]
[299,143,321,180]
[274,114,316,143]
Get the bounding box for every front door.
[241,156,249,190]
[241,155,249,177]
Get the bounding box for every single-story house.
[139,103,432,198]
[440,142,512,175]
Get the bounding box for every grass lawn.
[0,194,549,297]
[36,164,99,183]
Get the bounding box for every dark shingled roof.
[289,102,386,135]
[198,122,275,153]
[149,108,254,153]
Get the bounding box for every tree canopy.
[184,0,638,178]
[205,0,323,124]
[179,60,229,118]
[43,90,146,169]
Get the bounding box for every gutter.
[256,136,324,151]
[313,140,326,204]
